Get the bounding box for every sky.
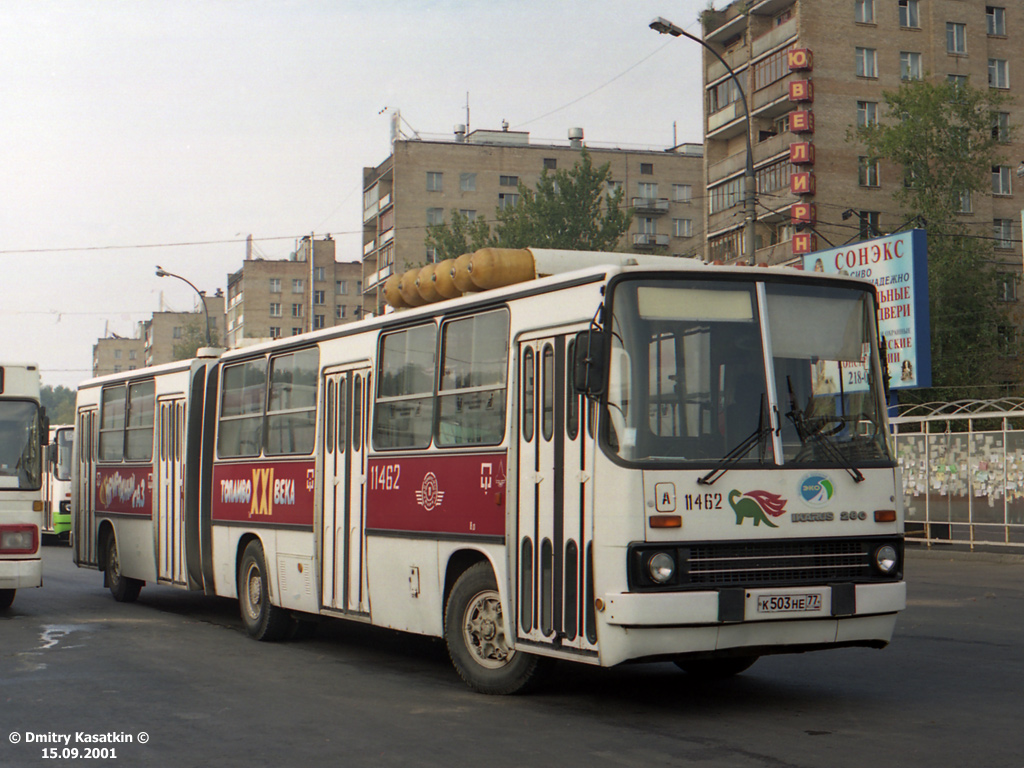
[1,0,710,389]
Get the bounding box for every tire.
[0,589,15,610]
[674,655,759,680]
[105,535,143,603]
[444,562,547,695]
[238,541,290,642]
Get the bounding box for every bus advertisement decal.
[96,467,152,516]
[212,461,315,527]
[366,453,506,537]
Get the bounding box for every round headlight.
[874,544,898,575]
[648,552,676,584]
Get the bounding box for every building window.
[901,52,923,81]
[753,44,795,90]
[672,184,692,203]
[129,350,136,360]
[857,101,878,128]
[459,209,477,221]
[993,112,1011,142]
[899,0,919,28]
[987,6,1006,36]
[989,59,1009,88]
[498,193,520,209]
[708,77,741,111]
[637,181,658,198]
[638,217,657,235]
[337,306,346,319]
[855,0,874,23]
[173,326,183,339]
[859,157,880,187]
[291,328,302,336]
[292,279,303,293]
[543,158,557,171]
[948,74,969,90]
[269,278,281,293]
[672,218,693,238]
[499,175,519,187]
[856,47,878,78]
[709,177,743,214]
[755,158,793,194]
[313,290,325,305]
[292,304,304,318]
[947,23,967,54]
[993,166,1012,195]
[459,172,476,192]
[114,349,122,359]
[958,190,973,214]
[269,303,282,317]
[999,273,1018,301]
[994,218,1015,248]
[269,327,281,339]
[426,207,444,226]
[313,314,325,330]
[858,211,880,239]
[314,266,326,282]
[640,163,654,175]
[426,171,443,191]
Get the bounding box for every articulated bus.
[1,363,47,610]
[42,426,74,541]
[72,248,905,693]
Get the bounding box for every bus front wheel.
[444,562,547,695]
[0,589,14,610]
[238,541,290,642]
[105,535,142,603]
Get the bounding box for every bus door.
[74,408,97,567]
[516,332,598,655]
[156,396,186,585]
[321,365,370,616]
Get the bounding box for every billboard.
[804,229,931,390]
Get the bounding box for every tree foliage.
[40,385,76,425]
[852,78,1018,400]
[172,317,219,361]
[425,149,633,261]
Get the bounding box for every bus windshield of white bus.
[606,278,891,468]
[0,401,43,489]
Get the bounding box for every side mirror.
[573,330,607,397]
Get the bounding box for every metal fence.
[891,399,1024,550]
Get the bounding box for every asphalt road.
[1,542,1021,768]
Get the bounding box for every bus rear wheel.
[0,589,14,610]
[444,562,546,695]
[674,655,759,680]
[238,541,290,642]
[105,535,142,603]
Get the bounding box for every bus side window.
[522,347,535,443]
[218,359,268,458]
[125,380,155,462]
[98,385,126,462]
[266,347,319,456]
[373,324,436,450]
[337,378,347,454]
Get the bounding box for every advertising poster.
[804,229,931,390]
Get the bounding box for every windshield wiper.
[699,396,773,486]
[785,376,865,484]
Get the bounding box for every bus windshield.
[0,400,43,489]
[605,277,891,468]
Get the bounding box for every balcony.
[752,17,796,59]
[632,233,670,250]
[366,263,394,290]
[631,197,670,215]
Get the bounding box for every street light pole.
[650,16,756,264]
[155,265,213,346]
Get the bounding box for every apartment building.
[92,336,145,377]
[700,0,1023,290]
[224,235,363,347]
[361,126,704,314]
[143,293,227,367]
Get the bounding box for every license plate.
[756,593,822,613]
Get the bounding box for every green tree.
[172,316,219,361]
[852,78,1018,400]
[426,149,633,261]
[39,385,76,425]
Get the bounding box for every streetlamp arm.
[155,265,213,347]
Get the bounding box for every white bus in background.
[42,425,74,541]
[73,248,905,693]
[0,363,48,610]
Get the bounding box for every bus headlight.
[647,552,676,584]
[0,525,38,554]
[873,544,898,575]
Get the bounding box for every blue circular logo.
[799,474,834,506]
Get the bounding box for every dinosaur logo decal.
[728,489,788,528]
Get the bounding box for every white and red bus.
[1,363,47,610]
[42,425,74,541]
[73,248,905,693]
